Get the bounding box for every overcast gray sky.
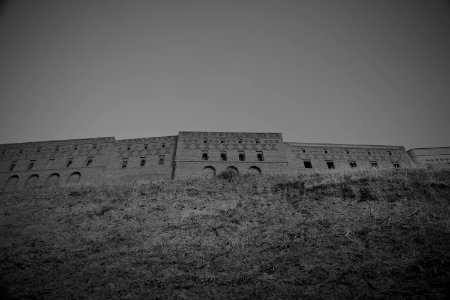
[0,0,449,149]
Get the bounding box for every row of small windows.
[299,149,394,156]
[9,158,94,171]
[203,139,262,144]
[8,155,168,171]
[302,160,400,169]
[121,156,165,168]
[201,151,264,161]
[1,142,170,156]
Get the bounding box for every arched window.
[67,172,81,184]
[248,166,261,175]
[46,173,60,188]
[220,152,227,161]
[4,175,19,191]
[25,174,39,189]
[140,157,146,166]
[202,153,208,160]
[202,166,216,177]
[226,166,239,175]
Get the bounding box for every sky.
[0,0,449,149]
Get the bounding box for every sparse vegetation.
[1,169,450,299]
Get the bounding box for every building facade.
[1,131,449,191]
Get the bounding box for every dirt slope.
[1,169,450,299]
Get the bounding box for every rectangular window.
[303,161,312,169]
[349,161,357,168]
[220,152,227,161]
[238,151,245,161]
[9,161,17,171]
[256,151,264,161]
[86,158,93,167]
[140,157,146,167]
[66,159,73,168]
[159,155,165,165]
[371,162,379,168]
[326,161,335,169]
[393,163,400,168]
[28,160,36,170]
[121,158,128,168]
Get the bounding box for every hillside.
[1,169,450,299]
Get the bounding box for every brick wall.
[407,148,450,169]
[286,142,414,173]
[173,132,289,179]
[0,131,445,191]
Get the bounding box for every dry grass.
[1,169,450,299]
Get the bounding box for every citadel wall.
[286,142,413,172]
[0,131,448,191]
[407,148,450,169]
[173,132,289,179]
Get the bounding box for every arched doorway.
[248,166,262,175]
[226,166,239,175]
[25,174,39,189]
[67,172,81,184]
[46,173,60,188]
[4,175,19,191]
[202,166,216,178]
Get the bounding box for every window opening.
[304,161,312,168]
[238,152,245,161]
[202,153,208,160]
[326,161,335,169]
[86,158,93,167]
[66,159,73,168]
[349,161,357,168]
[158,155,165,165]
[140,158,146,167]
[371,162,379,168]
[121,159,128,168]
[220,152,227,161]
[9,161,17,171]
[256,151,264,161]
[28,160,35,170]
[393,163,400,168]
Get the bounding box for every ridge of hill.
[1,169,450,299]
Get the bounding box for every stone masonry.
[0,131,449,191]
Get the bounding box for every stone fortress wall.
[1,131,449,191]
